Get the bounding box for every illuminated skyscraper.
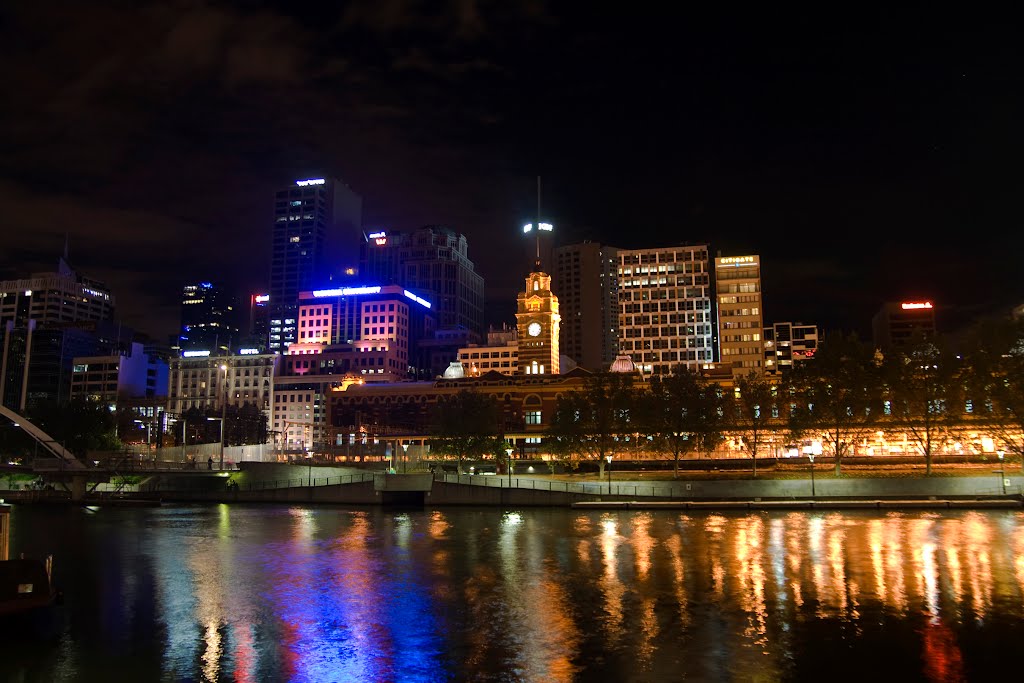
[714,254,765,378]
[178,282,238,353]
[617,245,716,377]
[269,177,362,352]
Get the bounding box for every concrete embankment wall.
[145,463,1024,507]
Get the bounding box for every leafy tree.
[27,398,121,458]
[428,389,504,474]
[546,372,636,477]
[730,371,780,477]
[961,316,1024,471]
[640,365,725,478]
[785,333,884,475]
[879,332,963,475]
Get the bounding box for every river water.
[2,503,1023,682]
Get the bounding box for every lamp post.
[605,455,613,496]
[402,443,409,473]
[219,363,228,470]
[506,447,514,487]
[997,450,1006,496]
[808,452,816,498]
[208,417,223,470]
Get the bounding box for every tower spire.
[535,175,542,266]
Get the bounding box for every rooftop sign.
[312,286,382,298]
[295,178,325,186]
[719,256,756,265]
[901,302,933,310]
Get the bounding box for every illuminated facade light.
[403,290,432,308]
[522,222,554,233]
[295,178,325,186]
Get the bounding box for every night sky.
[2,2,1022,343]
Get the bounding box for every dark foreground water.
[2,504,1023,683]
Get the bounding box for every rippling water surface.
[3,504,1023,682]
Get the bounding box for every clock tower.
[516,266,560,375]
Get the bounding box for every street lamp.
[997,449,1006,496]
[605,455,613,496]
[219,363,228,470]
[402,443,409,473]
[808,452,816,498]
[506,447,514,487]
[208,417,223,470]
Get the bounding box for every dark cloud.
[1,1,1022,342]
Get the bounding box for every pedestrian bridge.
[0,405,87,469]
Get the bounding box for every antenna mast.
[535,175,542,264]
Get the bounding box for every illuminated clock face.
[528,322,542,337]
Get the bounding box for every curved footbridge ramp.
[0,404,88,470]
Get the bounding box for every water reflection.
[4,505,1024,682]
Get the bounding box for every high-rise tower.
[178,282,238,353]
[714,254,764,377]
[358,226,485,334]
[551,241,620,370]
[269,177,362,352]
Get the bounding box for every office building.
[166,350,279,425]
[763,322,818,376]
[457,325,519,376]
[0,258,114,329]
[243,293,271,352]
[358,226,485,334]
[714,254,765,378]
[551,241,619,370]
[269,177,363,352]
[178,282,238,352]
[616,244,715,377]
[71,341,168,407]
[872,301,937,350]
[268,284,437,452]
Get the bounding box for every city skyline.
[2,3,1022,341]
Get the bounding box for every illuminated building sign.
[719,256,756,265]
[404,290,432,309]
[901,302,933,310]
[375,237,387,245]
[295,178,325,186]
[254,294,270,304]
[368,231,387,239]
[238,348,259,355]
[182,350,211,357]
[312,286,382,298]
[522,222,553,233]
